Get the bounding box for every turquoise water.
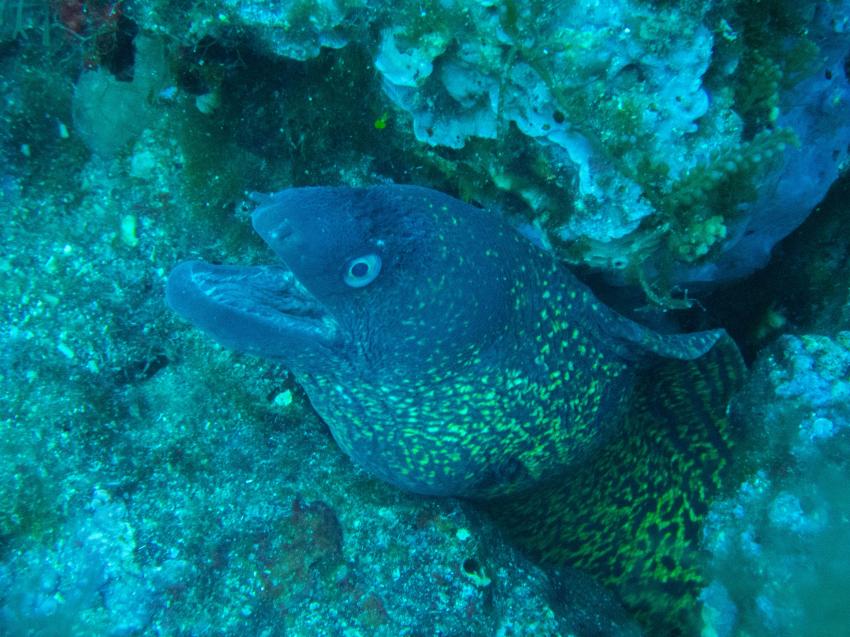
[2,2,849,635]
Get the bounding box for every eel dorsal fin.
[591,300,726,362]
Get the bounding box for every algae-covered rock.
[72,35,169,157]
[701,333,850,637]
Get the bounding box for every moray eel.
[167,185,745,633]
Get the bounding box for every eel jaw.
[166,260,340,360]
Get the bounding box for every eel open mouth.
[166,260,339,359]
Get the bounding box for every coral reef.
[118,0,850,301]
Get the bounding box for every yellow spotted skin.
[167,185,737,633]
[486,335,747,635]
[301,267,636,499]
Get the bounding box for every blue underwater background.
[1,1,850,636]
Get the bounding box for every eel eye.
[344,254,382,288]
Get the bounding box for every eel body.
[167,185,743,633]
